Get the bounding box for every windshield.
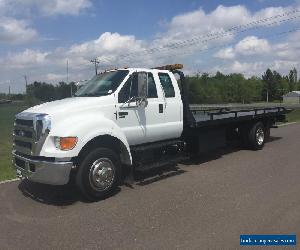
[75,70,129,97]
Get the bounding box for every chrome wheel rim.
[256,127,265,146]
[89,158,115,191]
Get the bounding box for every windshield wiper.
[75,93,101,97]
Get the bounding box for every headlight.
[54,137,78,151]
[34,114,51,140]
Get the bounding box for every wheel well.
[262,118,274,128]
[76,135,131,166]
[238,118,274,130]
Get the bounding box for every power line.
[95,9,300,65]
[126,14,300,62]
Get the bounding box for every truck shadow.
[18,179,121,206]
[18,180,82,206]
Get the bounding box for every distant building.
[283,91,300,103]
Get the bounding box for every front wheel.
[76,147,121,201]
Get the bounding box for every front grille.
[15,119,33,127]
[13,117,35,155]
[14,129,33,138]
[15,158,26,169]
[14,140,32,149]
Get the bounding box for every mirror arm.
[120,96,136,108]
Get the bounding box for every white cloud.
[273,31,300,60]
[45,73,67,81]
[38,0,92,16]
[155,5,249,47]
[231,61,265,74]
[62,32,146,69]
[0,17,38,43]
[214,47,235,59]
[253,6,292,20]
[211,59,299,77]
[215,36,271,59]
[235,36,271,55]
[0,49,48,69]
[0,0,92,16]
[69,32,143,56]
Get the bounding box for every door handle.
[118,111,128,118]
[159,104,163,113]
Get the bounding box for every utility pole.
[67,60,72,96]
[8,83,11,99]
[90,58,100,75]
[24,75,28,94]
[67,60,69,83]
[266,89,269,103]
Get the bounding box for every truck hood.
[24,96,114,116]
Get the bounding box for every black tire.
[76,147,121,201]
[264,125,271,140]
[248,122,265,150]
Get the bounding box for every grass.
[0,102,27,181]
[0,102,299,182]
[286,108,300,123]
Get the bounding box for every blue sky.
[0,0,300,93]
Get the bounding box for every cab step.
[131,139,183,152]
[135,154,189,172]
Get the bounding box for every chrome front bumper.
[12,152,73,185]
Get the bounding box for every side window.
[147,73,158,98]
[119,73,158,102]
[118,74,138,103]
[158,73,175,98]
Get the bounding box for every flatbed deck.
[189,107,289,128]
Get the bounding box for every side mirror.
[137,72,148,107]
[137,72,148,98]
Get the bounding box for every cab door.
[156,72,183,140]
[115,71,166,145]
[115,73,144,145]
[141,72,166,143]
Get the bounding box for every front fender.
[39,114,132,164]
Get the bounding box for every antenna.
[24,75,28,94]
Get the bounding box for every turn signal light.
[54,137,77,150]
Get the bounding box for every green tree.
[262,69,282,101]
[288,67,298,91]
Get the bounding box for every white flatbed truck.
[12,64,290,200]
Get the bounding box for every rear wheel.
[248,122,265,150]
[76,147,121,201]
